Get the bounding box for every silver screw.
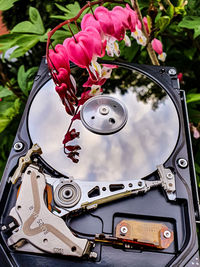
[177,158,188,168]
[99,106,109,115]
[120,226,128,235]
[164,230,171,239]
[89,251,98,259]
[166,173,173,179]
[168,69,176,75]
[14,142,24,152]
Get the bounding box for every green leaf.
[179,16,200,38]
[0,0,19,10]
[55,3,69,13]
[187,93,200,104]
[17,65,38,95]
[29,7,45,34]
[167,5,174,19]
[52,2,81,21]
[0,117,11,133]
[0,33,21,54]
[156,16,171,33]
[50,15,69,20]
[0,98,21,133]
[10,35,40,58]
[0,86,14,98]
[12,21,39,34]
[11,7,45,35]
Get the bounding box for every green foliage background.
[0,0,199,236]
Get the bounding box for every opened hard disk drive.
[0,57,199,267]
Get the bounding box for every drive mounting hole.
[71,246,76,252]
[109,118,115,124]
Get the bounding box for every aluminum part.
[11,144,42,184]
[8,165,92,257]
[157,164,176,201]
[46,176,162,217]
[80,95,128,135]
[54,179,81,208]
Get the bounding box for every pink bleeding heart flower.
[190,123,200,139]
[63,31,94,69]
[177,73,183,83]
[83,65,117,88]
[94,6,115,36]
[84,26,106,57]
[143,17,150,35]
[56,83,75,116]
[110,11,125,41]
[0,98,2,101]
[55,67,70,85]
[66,151,80,163]
[125,4,138,32]
[151,38,167,62]
[81,13,102,35]
[65,145,81,152]
[48,44,70,72]
[63,128,80,144]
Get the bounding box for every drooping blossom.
[83,65,117,88]
[143,17,150,35]
[151,38,167,62]
[48,44,78,116]
[78,86,103,106]
[63,128,80,144]
[190,123,200,139]
[177,73,183,83]
[94,6,121,57]
[49,44,70,71]
[63,31,94,69]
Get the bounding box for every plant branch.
[131,0,160,66]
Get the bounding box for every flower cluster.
[47,3,167,162]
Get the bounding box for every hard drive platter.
[0,60,199,267]
[28,65,179,181]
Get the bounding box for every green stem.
[131,0,160,66]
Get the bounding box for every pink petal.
[83,76,106,88]
[55,83,68,99]
[72,111,81,121]
[102,64,118,69]
[63,128,80,144]
[110,11,125,41]
[94,6,114,36]
[143,17,149,34]
[84,26,104,57]
[65,145,81,152]
[125,4,138,32]
[78,90,92,105]
[112,6,130,29]
[66,151,79,163]
[151,38,163,55]
[177,73,183,82]
[56,68,70,84]
[63,32,94,68]
[81,13,102,35]
[49,44,70,71]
